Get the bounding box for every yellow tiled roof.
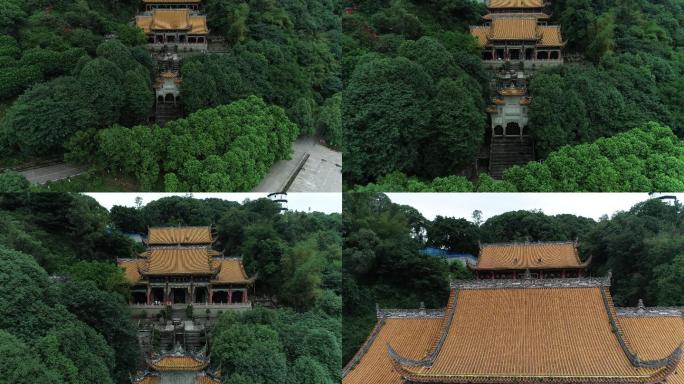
[538,25,564,46]
[147,227,213,245]
[393,287,680,382]
[118,259,143,283]
[489,0,545,8]
[196,376,222,384]
[470,26,489,47]
[142,248,215,275]
[619,316,684,384]
[343,318,443,384]
[211,259,255,284]
[472,242,586,270]
[483,12,549,20]
[189,16,208,34]
[489,17,539,40]
[136,15,153,34]
[150,356,208,372]
[135,11,209,35]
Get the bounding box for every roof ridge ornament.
[451,275,611,289]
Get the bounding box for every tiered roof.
[117,226,254,284]
[134,346,221,384]
[468,241,590,271]
[343,278,683,384]
[147,226,214,245]
[149,355,208,371]
[469,20,563,48]
[135,10,208,34]
[488,0,545,8]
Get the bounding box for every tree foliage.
[87,96,299,191]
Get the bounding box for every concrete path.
[254,136,342,192]
[20,163,87,184]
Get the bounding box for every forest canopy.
[0,0,341,190]
[342,0,684,190]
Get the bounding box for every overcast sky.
[85,193,341,214]
[386,193,683,221]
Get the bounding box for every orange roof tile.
[148,227,213,245]
[136,15,153,34]
[196,375,222,384]
[188,15,208,34]
[489,18,539,40]
[135,10,208,34]
[498,86,526,96]
[538,25,564,46]
[471,241,587,270]
[118,259,143,283]
[619,315,684,384]
[211,259,255,284]
[488,0,545,8]
[390,286,680,382]
[483,12,549,20]
[149,356,208,372]
[470,26,489,47]
[343,318,443,384]
[142,248,215,275]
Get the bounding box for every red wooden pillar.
[146,286,151,305]
[208,285,213,304]
[244,289,248,303]
[228,289,233,304]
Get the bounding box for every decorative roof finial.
[419,302,426,315]
[637,299,645,313]
[376,303,381,318]
[524,269,532,279]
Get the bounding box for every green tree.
[0,171,30,192]
[343,56,432,183]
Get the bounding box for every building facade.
[118,226,255,314]
[135,0,209,51]
[131,344,221,384]
[342,242,684,384]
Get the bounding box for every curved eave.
[342,318,387,378]
[389,345,683,384]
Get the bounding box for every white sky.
[84,193,341,214]
[386,193,684,221]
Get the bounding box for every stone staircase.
[155,103,180,126]
[489,136,534,179]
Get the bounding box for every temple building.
[131,344,221,384]
[135,0,209,51]
[118,226,255,312]
[467,241,590,279]
[342,242,684,384]
[470,1,566,178]
[470,0,564,67]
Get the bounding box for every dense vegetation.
[343,0,684,190]
[0,193,341,383]
[0,0,341,190]
[342,193,684,363]
[354,123,684,191]
[185,0,343,147]
[66,96,299,191]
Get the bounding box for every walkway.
[254,136,342,192]
[19,163,87,184]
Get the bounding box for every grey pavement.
[20,163,88,184]
[254,136,342,192]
